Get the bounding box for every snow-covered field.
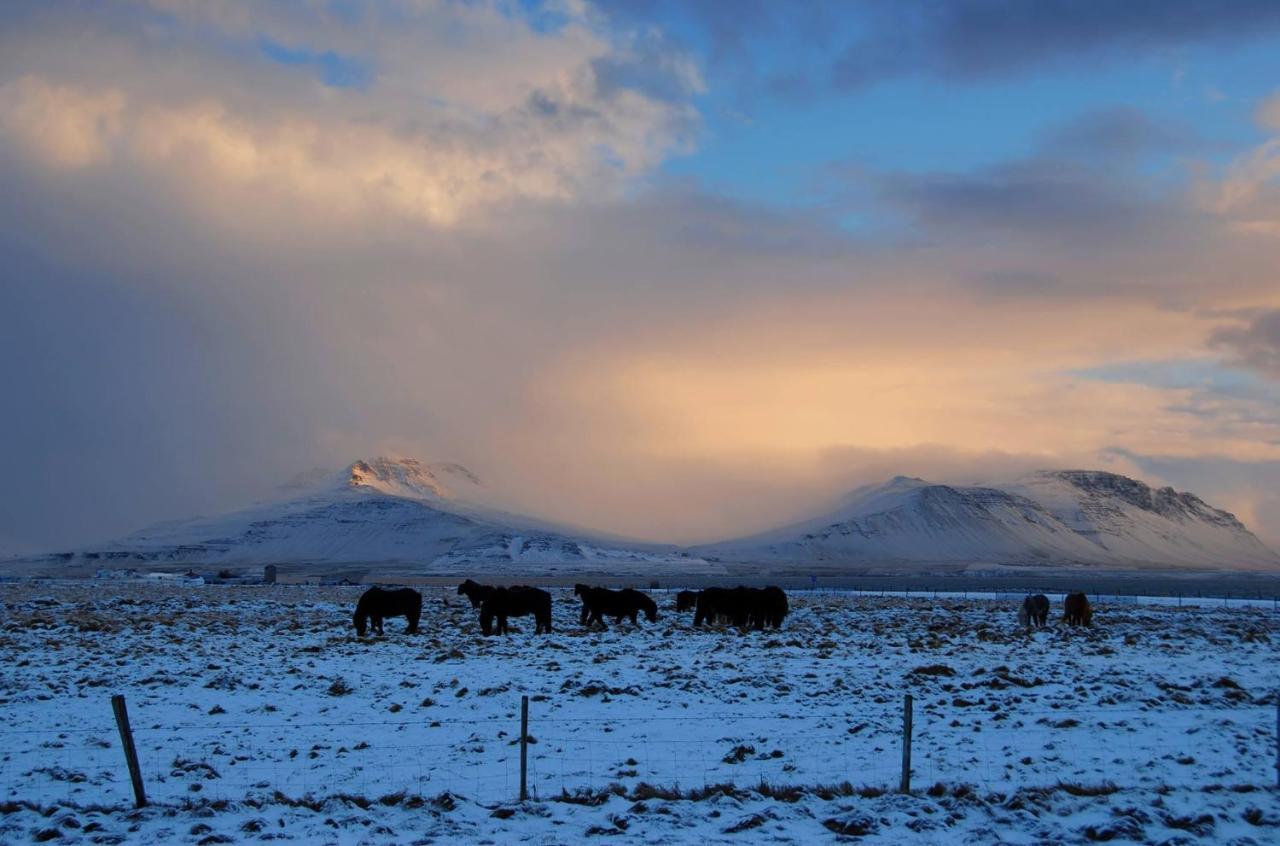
[1,583,1277,844]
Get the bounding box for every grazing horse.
[675,590,699,612]
[480,587,553,636]
[1063,592,1092,627]
[693,587,745,628]
[457,579,496,609]
[758,586,789,629]
[693,586,786,630]
[575,585,658,629]
[1018,593,1050,628]
[353,587,422,636]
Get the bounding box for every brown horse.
[1063,592,1092,627]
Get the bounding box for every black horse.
[457,578,496,609]
[675,590,699,612]
[1064,592,1092,627]
[353,587,422,636]
[1018,593,1050,628]
[480,587,553,636]
[691,583,778,629]
[693,586,788,630]
[758,586,789,629]
[574,585,658,629]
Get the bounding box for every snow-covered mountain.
[30,457,719,576]
[699,470,1279,571]
[13,463,1276,576]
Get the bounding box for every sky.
[2,0,1280,552]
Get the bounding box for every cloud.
[0,1,701,228]
[1039,106,1206,163]
[2,3,1280,553]
[1258,91,1280,131]
[1211,310,1280,379]
[599,1,1280,108]
[877,159,1169,242]
[0,77,124,168]
[832,0,1280,90]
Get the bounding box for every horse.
[1018,593,1050,628]
[693,587,744,627]
[353,587,422,636]
[480,587,553,636]
[574,583,595,626]
[1063,592,1092,627]
[694,586,785,630]
[675,590,699,612]
[758,586,789,629]
[575,585,657,629]
[457,579,495,609]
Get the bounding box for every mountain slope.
[35,458,719,576]
[700,470,1279,571]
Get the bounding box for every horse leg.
[580,604,590,626]
[407,610,420,634]
[373,615,383,635]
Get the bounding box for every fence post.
[111,694,147,808]
[520,695,529,802]
[899,693,913,794]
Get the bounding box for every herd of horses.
[354,583,1095,637]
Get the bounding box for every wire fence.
[3,695,1276,808]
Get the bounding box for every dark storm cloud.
[1039,106,1207,163]
[876,159,1170,240]
[1210,310,1280,379]
[833,0,1280,89]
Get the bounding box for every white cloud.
[0,76,124,168]
[0,1,700,226]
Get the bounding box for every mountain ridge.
[699,469,1278,571]
[6,459,1276,575]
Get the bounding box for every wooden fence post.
[111,694,147,808]
[899,693,913,794]
[520,695,529,802]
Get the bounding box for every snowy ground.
[1,582,1277,844]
